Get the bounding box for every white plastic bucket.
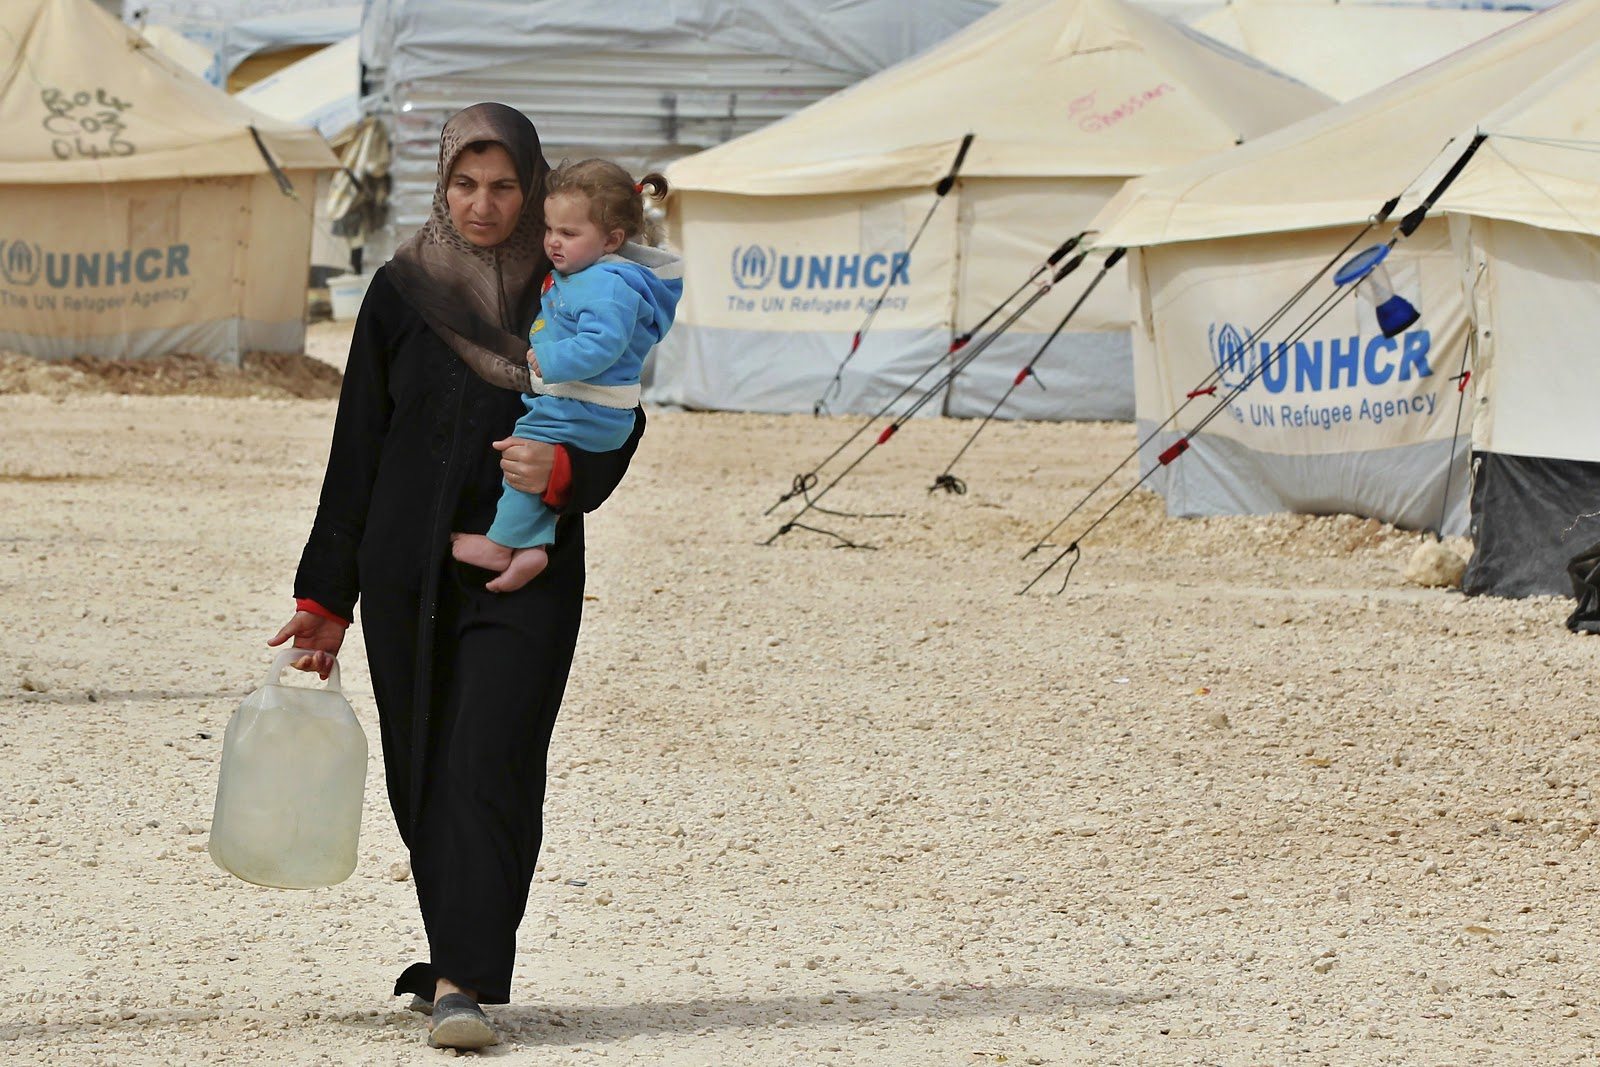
[327,273,373,321]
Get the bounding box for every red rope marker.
[1457,370,1472,392]
[876,424,899,445]
[1157,438,1190,466]
[949,335,969,353]
[1013,367,1031,387]
[1186,385,1217,398]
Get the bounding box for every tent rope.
[929,249,1124,494]
[1020,223,1377,560]
[764,231,1087,517]
[767,253,1089,544]
[1019,131,1486,577]
[1021,269,1371,594]
[1433,331,1475,538]
[767,520,879,550]
[813,134,975,416]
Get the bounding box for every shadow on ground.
[488,982,1169,1049]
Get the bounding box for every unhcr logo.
[1209,322,1249,389]
[731,245,777,290]
[0,239,190,288]
[0,240,42,287]
[731,245,912,292]
[1207,320,1434,394]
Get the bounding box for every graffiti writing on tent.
[41,88,136,160]
[1068,85,1175,135]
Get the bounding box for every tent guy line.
[1019,133,1493,595]
[812,133,974,417]
[1016,132,1481,561]
[763,231,1088,518]
[1018,223,1377,561]
[1432,330,1476,539]
[946,233,1087,359]
[765,251,1092,547]
[1019,260,1374,596]
[929,247,1126,496]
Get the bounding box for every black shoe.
[427,993,497,1050]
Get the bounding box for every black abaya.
[293,266,643,1003]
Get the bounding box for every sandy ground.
[2,337,1599,1064]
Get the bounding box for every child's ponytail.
[636,172,669,246]
[548,160,671,247]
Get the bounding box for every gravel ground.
[2,383,1598,1065]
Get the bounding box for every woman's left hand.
[494,437,555,495]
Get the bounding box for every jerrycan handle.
[266,647,342,694]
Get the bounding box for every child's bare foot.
[485,546,548,593]
[451,533,512,572]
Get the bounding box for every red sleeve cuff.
[296,598,350,627]
[541,444,572,508]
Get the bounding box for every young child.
[451,160,682,591]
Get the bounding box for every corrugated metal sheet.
[361,0,1002,261]
[384,53,863,234]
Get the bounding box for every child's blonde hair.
[545,159,669,247]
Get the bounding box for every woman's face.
[445,144,525,248]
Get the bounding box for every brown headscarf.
[386,103,549,393]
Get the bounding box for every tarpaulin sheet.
[1463,451,1600,598]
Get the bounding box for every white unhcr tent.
[654,0,1331,421]
[1192,0,1535,101]
[0,0,337,362]
[1090,0,1600,535]
[1435,41,1600,595]
[361,0,1003,264]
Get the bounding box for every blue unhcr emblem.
[1209,321,1249,389]
[730,245,776,290]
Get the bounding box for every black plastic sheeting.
[1463,450,1600,598]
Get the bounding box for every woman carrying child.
[267,103,672,1050]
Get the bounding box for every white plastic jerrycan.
[209,648,368,889]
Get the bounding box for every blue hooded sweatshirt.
[520,241,681,451]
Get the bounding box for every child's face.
[543,193,624,274]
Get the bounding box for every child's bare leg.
[451,533,513,572]
[484,546,549,593]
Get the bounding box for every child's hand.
[527,348,542,377]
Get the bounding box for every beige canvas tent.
[1193,0,1533,101]
[1089,0,1600,535]
[1433,40,1600,594]
[0,0,336,362]
[653,0,1330,421]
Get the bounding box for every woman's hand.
[527,347,543,377]
[494,437,555,495]
[268,611,346,679]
